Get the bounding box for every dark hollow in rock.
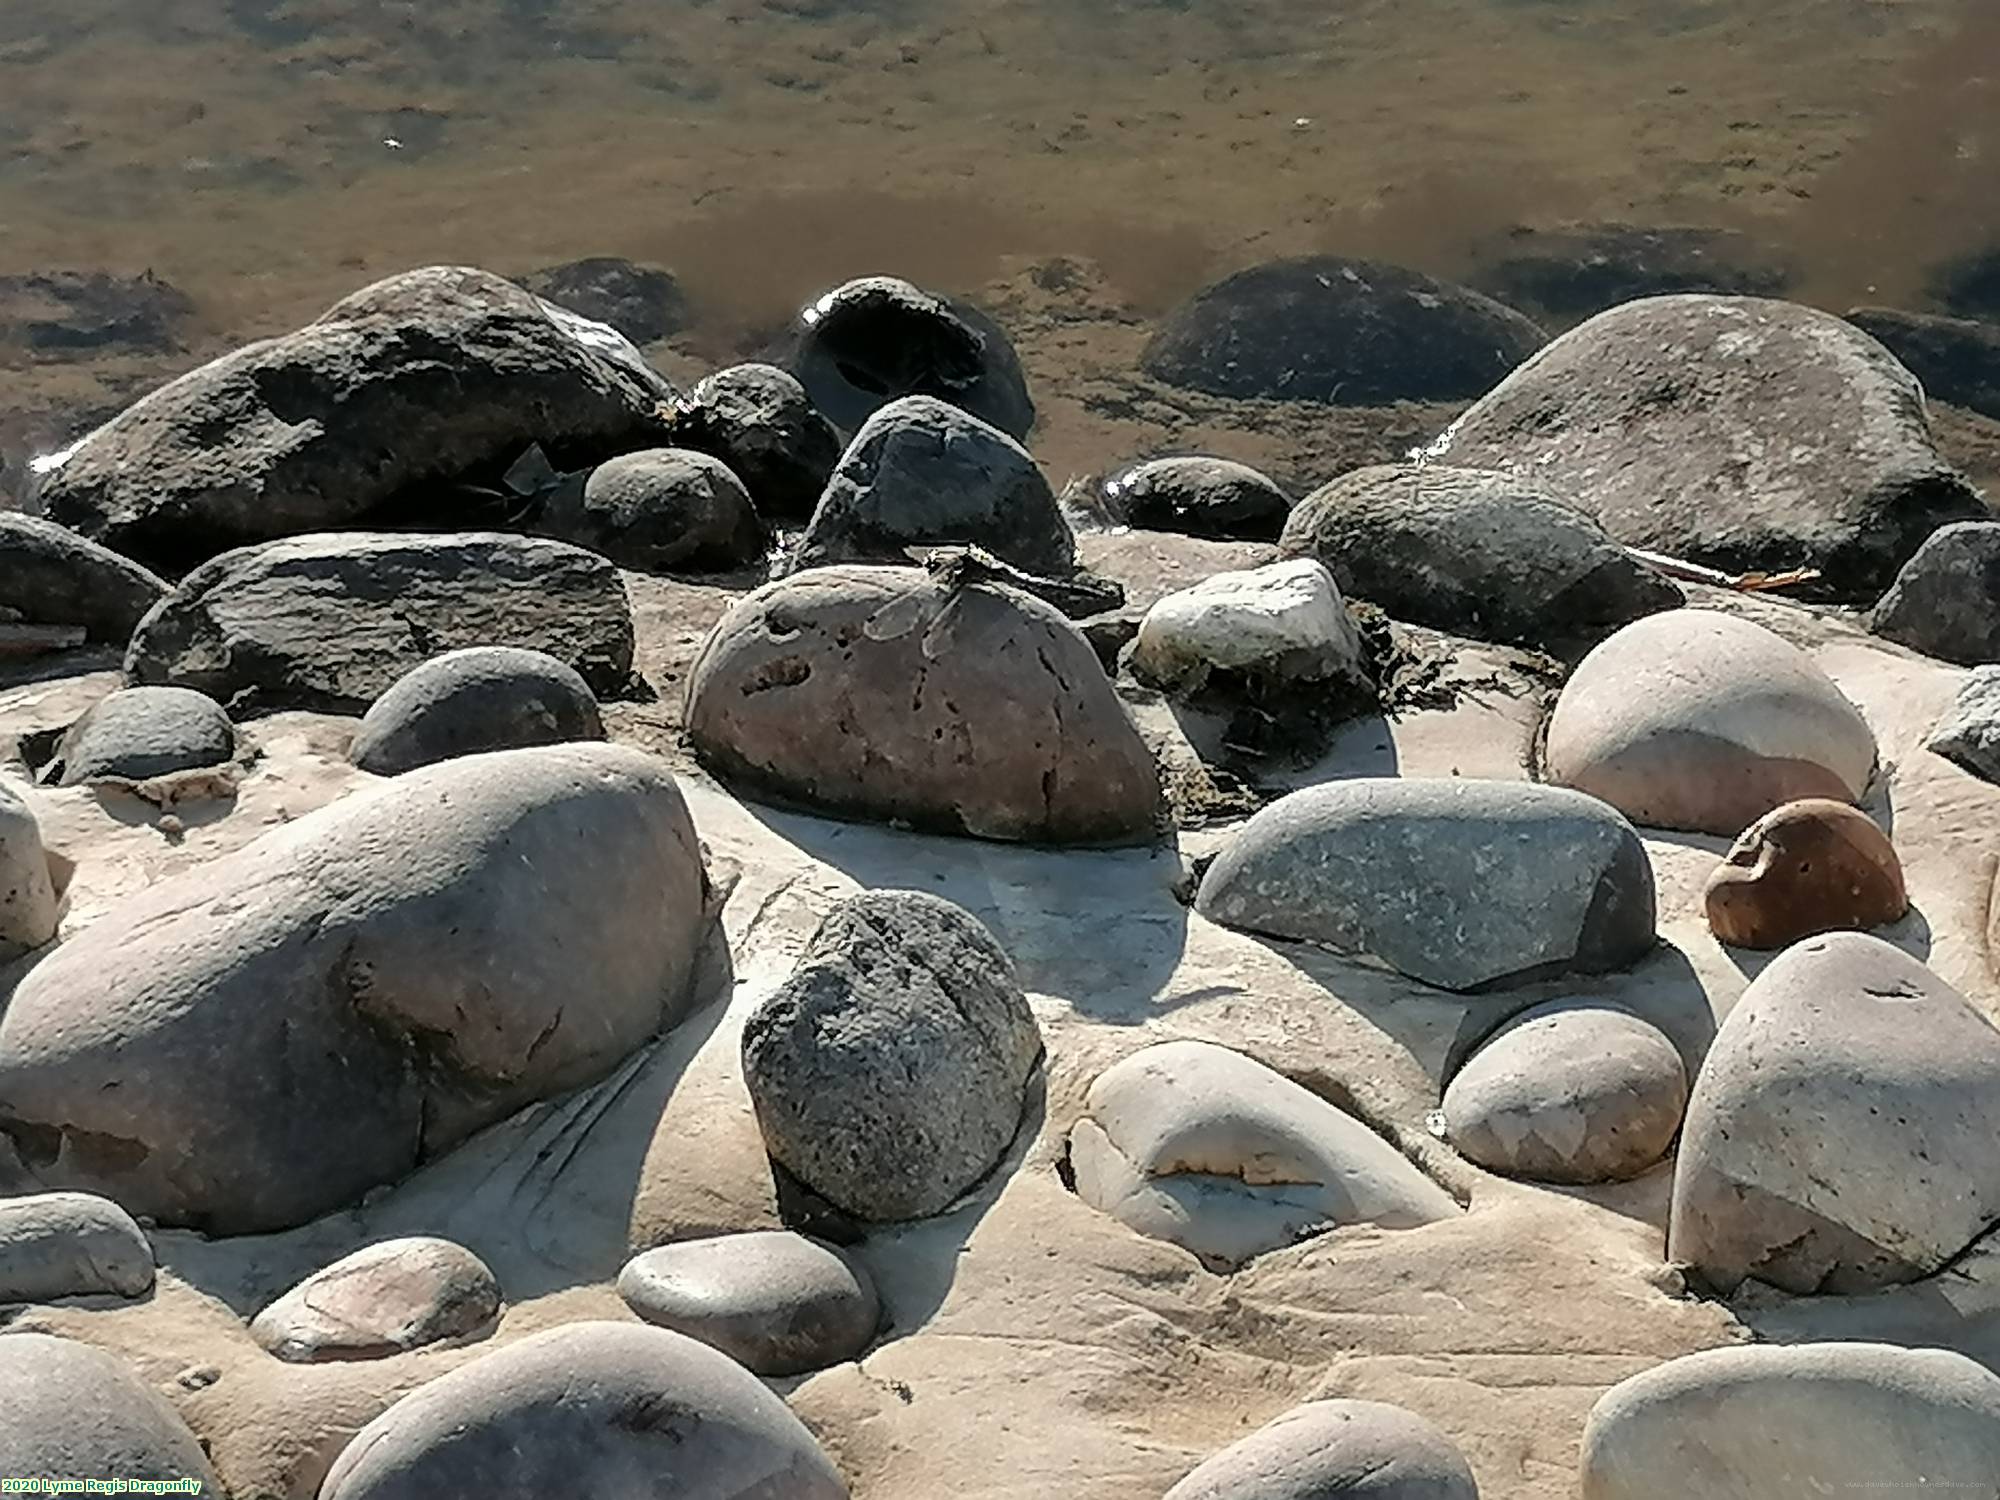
[516,256,690,345]
[0,269,196,355]
[1141,254,1547,405]
[1468,223,1792,324]
[541,448,769,571]
[661,362,843,520]
[0,512,170,644]
[350,646,605,776]
[1099,455,1293,541]
[1846,307,2000,421]
[783,274,1035,440]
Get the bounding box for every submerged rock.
[1165,1399,1479,1500]
[349,646,604,776]
[0,268,195,355]
[252,1237,501,1362]
[516,256,688,345]
[1469,222,1791,323]
[1846,306,2000,420]
[1702,798,1907,950]
[45,685,234,786]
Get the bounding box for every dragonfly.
[860,546,1014,660]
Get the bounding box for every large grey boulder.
[45,685,234,786]
[685,565,1161,846]
[1164,1399,1478,1500]
[790,396,1074,576]
[0,743,710,1233]
[1544,609,1877,835]
[1869,521,2000,665]
[252,1237,501,1363]
[617,1231,880,1376]
[662,362,842,520]
[31,265,674,570]
[1582,1342,2000,1499]
[1278,462,1682,646]
[0,782,60,961]
[349,646,604,776]
[741,891,1043,1222]
[1195,778,1656,992]
[0,512,169,644]
[1070,1040,1459,1271]
[1427,295,1986,601]
[319,1321,849,1500]
[1670,932,2000,1294]
[0,1334,223,1493]
[1928,664,2000,781]
[125,531,635,715]
[541,447,768,571]
[0,1191,154,1302]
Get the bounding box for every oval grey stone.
[251,1236,501,1363]
[49,685,234,786]
[0,1191,154,1302]
[0,1333,222,1493]
[1165,1399,1479,1499]
[350,646,604,776]
[0,782,59,961]
[543,447,768,572]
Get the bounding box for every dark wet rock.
[0,782,60,961]
[516,256,689,345]
[784,274,1034,440]
[1927,665,2000,781]
[685,565,1161,845]
[617,1230,879,1375]
[251,1237,501,1362]
[0,512,170,645]
[541,448,768,571]
[1846,307,2000,420]
[742,890,1043,1222]
[1469,223,1791,323]
[0,269,195,355]
[0,1334,223,1492]
[1164,1398,1478,1500]
[350,646,604,776]
[791,395,1075,576]
[1670,932,2000,1294]
[45,685,234,787]
[1099,456,1292,541]
[661,362,843,519]
[1931,246,2000,323]
[1442,1000,1687,1185]
[0,1191,155,1302]
[1141,255,1546,405]
[125,531,635,716]
[32,266,673,571]
[1196,778,1656,992]
[1279,463,1683,647]
[1703,798,1907,950]
[319,1321,848,1500]
[0,743,710,1233]
[1429,295,1987,602]
[1869,521,2000,665]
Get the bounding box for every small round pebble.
[617,1230,880,1375]
[49,686,234,786]
[251,1236,501,1363]
[350,646,605,776]
[1704,797,1907,950]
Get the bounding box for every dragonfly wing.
[920,588,969,660]
[862,586,936,643]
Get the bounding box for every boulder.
[1869,521,2000,665]
[1098,456,1292,541]
[617,1231,879,1375]
[1846,306,2000,420]
[31,266,673,570]
[541,447,768,571]
[1195,779,1655,992]
[741,890,1043,1222]
[1468,222,1791,323]
[1164,1399,1479,1500]
[784,274,1033,440]
[318,1321,849,1500]
[1427,295,1986,601]
[791,396,1074,577]
[124,531,635,715]
[0,1334,222,1492]
[1581,1342,2000,1499]
[662,362,842,519]
[1142,254,1546,404]
[1669,932,2000,1294]
[0,743,710,1233]
[1543,609,1878,835]
[1703,798,1907,949]
[45,685,234,786]
[0,512,170,645]
[1927,664,2000,781]
[1128,558,1369,697]
[0,782,60,961]
[516,256,688,344]
[1278,462,1682,647]
[0,1191,155,1302]
[251,1237,501,1362]
[349,646,604,776]
[1442,1001,1687,1185]
[1069,1040,1458,1270]
[685,565,1161,845]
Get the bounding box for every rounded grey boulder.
[1443,1000,1687,1184]
[662,362,842,520]
[0,781,60,961]
[741,890,1044,1221]
[319,1321,849,1500]
[0,511,169,644]
[1869,520,2000,665]
[617,1230,879,1375]
[1928,664,2000,781]
[544,447,769,572]
[1196,778,1656,992]
[1164,1399,1478,1500]
[1100,456,1292,541]
[350,646,604,776]
[0,1333,222,1493]
[252,1237,501,1363]
[46,685,234,786]
[0,1191,154,1302]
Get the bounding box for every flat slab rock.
[0,1190,154,1303]
[251,1237,501,1363]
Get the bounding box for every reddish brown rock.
[1704,798,1906,950]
